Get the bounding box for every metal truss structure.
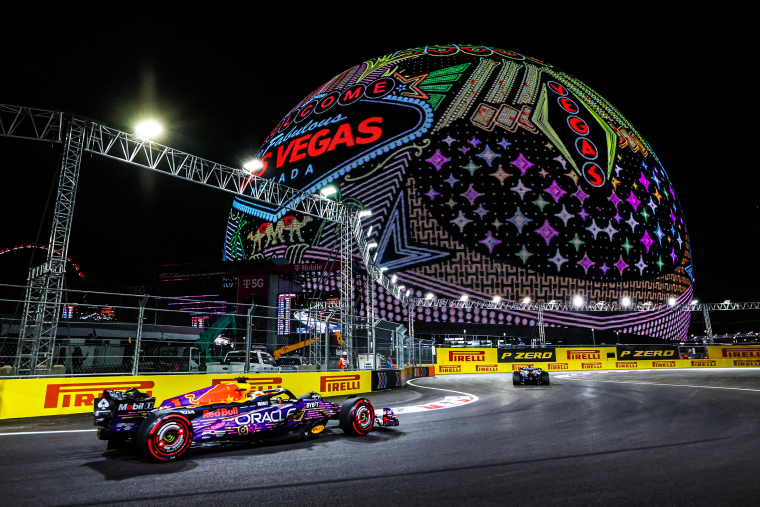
[1,104,408,374]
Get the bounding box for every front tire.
[512,372,521,386]
[339,398,375,436]
[137,412,193,461]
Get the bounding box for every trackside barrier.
[435,346,760,374]
[0,366,435,420]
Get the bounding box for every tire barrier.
[435,346,760,374]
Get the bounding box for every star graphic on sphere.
[642,161,648,170]
[640,230,654,253]
[489,165,512,186]
[460,184,484,206]
[468,136,482,148]
[613,212,623,224]
[507,207,532,233]
[548,248,568,272]
[564,170,580,186]
[614,164,624,177]
[445,198,457,209]
[654,224,665,244]
[476,145,501,167]
[578,208,590,222]
[532,195,549,211]
[478,231,502,254]
[635,255,648,275]
[670,247,678,264]
[492,217,503,230]
[669,185,676,200]
[544,180,567,203]
[554,155,568,171]
[621,238,633,254]
[538,168,549,178]
[626,213,639,232]
[459,146,470,154]
[516,245,533,264]
[652,173,660,187]
[442,135,456,146]
[450,210,472,232]
[568,233,585,251]
[669,209,677,224]
[554,205,573,226]
[656,256,665,272]
[612,177,621,190]
[653,188,663,203]
[640,208,650,222]
[545,142,554,150]
[614,255,629,275]
[599,262,611,275]
[577,252,596,274]
[425,186,440,201]
[647,198,658,213]
[535,220,559,245]
[461,159,481,176]
[638,172,651,192]
[510,153,535,175]
[586,219,603,239]
[498,138,511,150]
[573,187,589,204]
[425,150,451,171]
[445,173,459,188]
[510,179,532,200]
[609,191,622,208]
[626,191,641,212]
[603,222,619,240]
[669,224,675,236]
[677,233,683,249]
[474,204,490,219]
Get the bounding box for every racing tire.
[512,372,521,386]
[136,412,193,462]
[541,371,550,385]
[339,398,375,436]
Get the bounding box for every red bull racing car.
[94,377,399,461]
[512,367,550,386]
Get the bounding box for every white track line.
[0,429,97,437]
[390,379,479,414]
[567,379,760,392]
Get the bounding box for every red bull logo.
[320,374,361,392]
[202,406,239,419]
[211,377,283,389]
[44,381,154,409]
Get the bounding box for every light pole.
[591,328,595,346]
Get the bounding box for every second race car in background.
[513,367,550,386]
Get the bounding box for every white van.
[205,350,279,373]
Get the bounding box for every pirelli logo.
[475,364,499,372]
[512,363,533,371]
[439,365,462,373]
[568,349,601,360]
[44,381,155,409]
[212,377,283,389]
[581,362,602,369]
[722,348,760,358]
[691,360,717,367]
[734,360,760,367]
[547,363,569,370]
[653,361,676,368]
[320,374,361,393]
[616,361,637,368]
[448,351,485,362]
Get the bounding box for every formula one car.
[512,367,550,386]
[94,377,399,461]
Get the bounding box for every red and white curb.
[390,379,478,414]
[554,370,650,378]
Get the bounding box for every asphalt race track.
[2,370,760,506]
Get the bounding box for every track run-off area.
[1,369,759,506]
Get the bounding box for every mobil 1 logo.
[497,348,556,363]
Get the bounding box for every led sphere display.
[225,45,693,340]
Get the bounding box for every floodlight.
[320,186,337,197]
[460,294,469,301]
[135,121,162,139]
[573,295,584,307]
[391,274,397,283]
[367,242,378,249]
[621,297,632,307]
[668,298,676,306]
[358,209,372,218]
[379,266,388,271]
[493,295,501,303]
[522,297,531,304]
[691,300,698,305]
[425,293,434,299]
[242,160,263,174]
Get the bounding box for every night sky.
[1,10,757,305]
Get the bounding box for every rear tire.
[512,371,521,386]
[137,412,193,461]
[339,398,374,436]
[541,371,550,385]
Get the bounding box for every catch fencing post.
[133,294,149,376]
[245,304,255,374]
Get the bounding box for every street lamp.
[135,121,161,140]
